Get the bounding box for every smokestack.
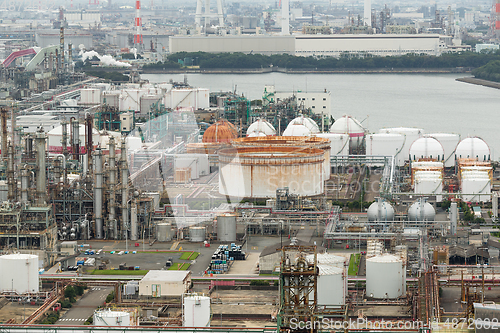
[86,114,93,172]
[364,0,371,27]
[281,0,290,35]
[35,130,47,205]
[134,0,143,51]
[94,149,104,239]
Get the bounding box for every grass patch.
[168,263,191,270]
[348,253,361,276]
[91,269,149,275]
[180,252,200,260]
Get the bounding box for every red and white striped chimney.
[134,0,143,49]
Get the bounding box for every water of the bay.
[142,73,499,159]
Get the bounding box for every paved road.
[55,287,112,325]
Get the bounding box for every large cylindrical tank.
[0,254,39,293]
[366,133,405,166]
[189,227,206,242]
[379,127,423,164]
[409,137,444,162]
[306,253,346,269]
[329,115,365,152]
[156,223,173,242]
[366,254,406,299]
[219,147,324,198]
[316,265,346,306]
[408,199,436,221]
[93,309,131,326]
[414,171,443,202]
[217,214,237,242]
[426,133,460,168]
[314,133,349,156]
[455,137,491,162]
[367,199,395,222]
[183,295,211,327]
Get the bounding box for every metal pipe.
[94,149,104,239]
[121,138,129,239]
[108,136,117,238]
[35,130,47,205]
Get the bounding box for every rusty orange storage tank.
[202,119,238,143]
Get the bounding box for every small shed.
[139,270,191,298]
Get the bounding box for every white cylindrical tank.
[408,199,436,221]
[316,265,346,306]
[367,199,395,222]
[288,116,320,134]
[0,254,39,293]
[282,124,311,136]
[246,119,276,137]
[409,137,444,162]
[189,227,206,242]
[366,254,406,299]
[93,309,130,326]
[426,133,460,168]
[414,171,443,202]
[306,253,346,269]
[366,133,405,166]
[217,214,237,242]
[329,115,365,152]
[183,295,211,327]
[156,223,173,242]
[314,133,349,156]
[461,170,491,203]
[455,137,491,161]
[379,127,423,164]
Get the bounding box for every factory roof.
[140,270,191,283]
[448,245,489,259]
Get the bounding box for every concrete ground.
[55,287,112,325]
[229,253,259,275]
[0,302,39,323]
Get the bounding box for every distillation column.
[71,118,79,161]
[21,166,29,203]
[121,138,129,239]
[35,131,47,205]
[7,143,15,201]
[130,199,138,241]
[61,120,68,156]
[1,108,7,162]
[94,149,103,239]
[108,137,117,238]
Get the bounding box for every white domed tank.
[0,254,39,293]
[366,254,406,299]
[217,214,237,242]
[366,133,405,166]
[379,127,423,163]
[329,115,365,152]
[282,124,311,136]
[288,116,320,134]
[306,253,346,269]
[246,119,276,137]
[93,309,131,326]
[314,133,349,155]
[408,198,436,221]
[156,223,173,242]
[455,137,491,161]
[367,198,395,222]
[409,137,444,162]
[426,133,460,167]
[316,265,346,306]
[189,226,206,242]
[183,295,211,327]
[247,132,267,137]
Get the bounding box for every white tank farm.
[414,171,443,202]
[80,88,101,104]
[316,265,346,306]
[217,214,237,242]
[379,127,423,164]
[426,133,460,167]
[219,147,324,198]
[47,124,100,154]
[367,198,395,222]
[330,115,365,152]
[461,169,491,202]
[306,253,346,269]
[366,254,406,299]
[0,254,39,293]
[455,137,491,161]
[408,199,436,221]
[409,137,444,162]
[247,119,276,137]
[93,309,131,326]
[365,133,405,166]
[183,295,211,327]
[189,227,206,242]
[314,133,349,156]
[282,124,311,136]
[288,116,320,134]
[156,223,173,242]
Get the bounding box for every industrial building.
[138,270,192,297]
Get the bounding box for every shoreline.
[455,77,500,89]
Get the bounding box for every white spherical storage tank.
[316,265,346,306]
[426,133,460,167]
[282,124,311,137]
[0,254,39,293]
[366,133,405,166]
[366,254,406,299]
[455,137,491,161]
[247,132,267,138]
[219,147,324,198]
[246,119,276,137]
[183,295,211,327]
[314,133,349,156]
[379,127,423,164]
[367,199,395,222]
[93,309,131,326]
[409,137,444,162]
[217,214,237,242]
[288,116,320,134]
[329,115,365,152]
[408,199,436,221]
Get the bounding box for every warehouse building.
[138,270,192,298]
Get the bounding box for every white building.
[139,270,192,297]
[269,86,331,116]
